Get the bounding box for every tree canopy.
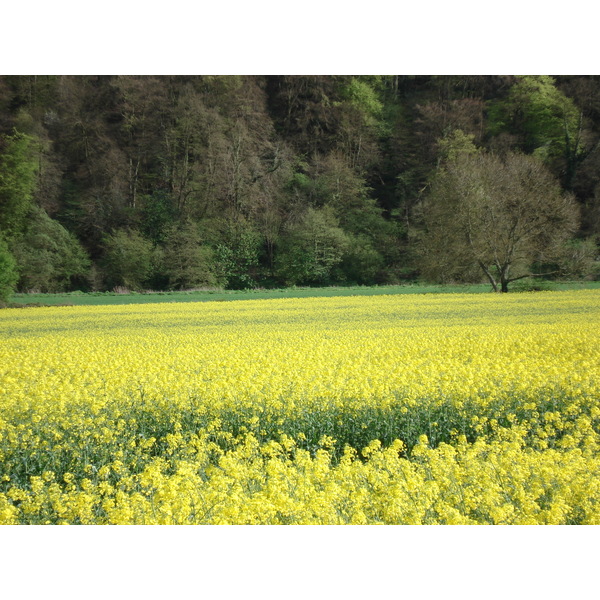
[420,151,579,292]
[0,75,598,300]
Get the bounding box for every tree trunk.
[477,260,499,292]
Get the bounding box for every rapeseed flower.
[0,290,598,524]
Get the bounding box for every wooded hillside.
[1,75,598,298]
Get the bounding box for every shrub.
[10,207,90,293]
[101,229,154,291]
[162,221,221,289]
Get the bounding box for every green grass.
[7,280,600,307]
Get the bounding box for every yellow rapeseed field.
[0,290,599,524]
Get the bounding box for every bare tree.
[420,151,579,292]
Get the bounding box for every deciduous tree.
[0,131,38,239]
[275,205,350,286]
[488,76,585,188]
[420,151,579,291]
[101,229,154,290]
[161,220,220,289]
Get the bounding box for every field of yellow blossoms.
[1,290,599,524]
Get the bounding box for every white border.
[2,1,597,74]
[0,525,596,598]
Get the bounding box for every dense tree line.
[0,75,598,300]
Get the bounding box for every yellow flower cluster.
[0,290,599,524]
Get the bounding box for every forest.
[0,75,599,300]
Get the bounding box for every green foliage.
[276,206,350,286]
[509,278,554,292]
[339,234,385,285]
[101,229,154,291]
[140,191,175,245]
[0,236,18,302]
[307,155,404,284]
[161,221,221,289]
[555,237,599,279]
[339,77,384,127]
[316,157,375,228]
[286,172,313,195]
[10,207,90,293]
[488,76,583,165]
[0,131,38,239]
[213,223,262,290]
[437,129,478,162]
